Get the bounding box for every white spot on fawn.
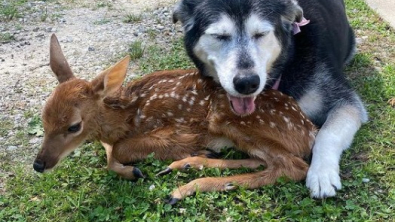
[270,122,276,128]
[287,122,293,130]
[189,97,195,105]
[175,118,185,123]
[131,96,138,103]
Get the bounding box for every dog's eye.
[253,32,268,39]
[212,34,231,41]
[68,122,81,133]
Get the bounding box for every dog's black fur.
[174,0,359,126]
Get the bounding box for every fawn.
[33,34,316,204]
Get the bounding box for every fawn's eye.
[68,122,81,133]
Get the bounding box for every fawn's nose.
[33,159,46,173]
[233,75,260,95]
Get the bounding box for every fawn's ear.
[91,55,130,97]
[49,34,75,83]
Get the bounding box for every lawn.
[1,0,394,221]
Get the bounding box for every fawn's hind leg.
[167,154,309,204]
[157,156,265,176]
[101,141,144,180]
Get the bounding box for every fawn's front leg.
[113,126,206,161]
[101,141,144,180]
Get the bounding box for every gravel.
[0,0,182,169]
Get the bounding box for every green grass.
[0,0,26,21]
[1,0,395,221]
[123,14,143,24]
[0,32,15,43]
[93,18,111,25]
[128,41,145,61]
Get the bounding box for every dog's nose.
[233,75,260,95]
[33,159,46,173]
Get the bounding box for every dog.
[173,0,368,198]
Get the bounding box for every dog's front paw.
[306,163,341,198]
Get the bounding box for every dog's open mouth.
[227,94,256,116]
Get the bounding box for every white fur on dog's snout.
[193,14,281,115]
[193,14,280,96]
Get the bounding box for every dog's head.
[174,0,303,115]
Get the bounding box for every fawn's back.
[108,69,316,160]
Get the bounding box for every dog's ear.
[172,0,199,32]
[282,0,304,23]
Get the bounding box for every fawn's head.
[33,34,129,173]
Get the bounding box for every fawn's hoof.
[166,196,180,205]
[132,167,145,179]
[156,167,172,176]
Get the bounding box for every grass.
[128,41,145,61]
[1,0,395,221]
[0,32,15,43]
[123,14,143,24]
[0,0,26,21]
[93,18,111,25]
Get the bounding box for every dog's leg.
[101,141,144,180]
[167,154,308,204]
[306,104,367,198]
[157,156,265,175]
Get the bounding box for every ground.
[0,0,179,192]
[0,0,394,221]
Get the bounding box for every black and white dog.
[173,0,368,198]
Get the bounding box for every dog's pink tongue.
[228,94,256,115]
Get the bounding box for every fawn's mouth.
[227,94,256,116]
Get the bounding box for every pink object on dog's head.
[293,17,310,35]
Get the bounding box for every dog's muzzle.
[233,75,260,95]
